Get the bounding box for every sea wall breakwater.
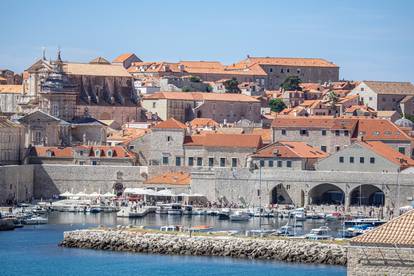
[59,228,347,266]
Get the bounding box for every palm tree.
[327,90,339,117]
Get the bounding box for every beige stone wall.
[347,246,414,276]
[0,124,22,165]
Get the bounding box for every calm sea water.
[0,213,346,276]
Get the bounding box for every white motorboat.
[117,207,148,218]
[155,204,170,214]
[167,203,183,215]
[305,226,332,240]
[160,225,181,232]
[276,225,294,236]
[229,211,250,221]
[23,216,48,225]
[183,205,193,215]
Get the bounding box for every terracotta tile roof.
[251,128,272,144]
[108,128,151,143]
[236,57,338,68]
[363,81,414,95]
[358,141,414,168]
[112,53,135,63]
[190,118,219,128]
[153,118,187,129]
[89,57,110,64]
[184,133,262,149]
[180,61,224,69]
[77,145,133,158]
[144,171,191,186]
[144,92,260,102]
[252,141,328,159]
[0,85,22,94]
[272,117,358,130]
[345,105,376,114]
[376,110,399,117]
[356,118,412,141]
[63,62,131,77]
[351,209,414,247]
[32,147,74,158]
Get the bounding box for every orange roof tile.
[235,57,338,68]
[112,53,135,63]
[251,128,272,144]
[77,145,133,158]
[33,147,74,158]
[144,171,191,186]
[351,209,414,247]
[358,141,414,168]
[363,81,414,95]
[0,85,22,94]
[272,117,358,130]
[184,133,262,148]
[190,118,219,128]
[357,118,412,141]
[252,141,328,159]
[153,118,187,129]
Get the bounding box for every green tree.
[269,98,287,113]
[223,78,241,93]
[182,86,192,92]
[205,84,213,92]
[404,113,414,123]
[189,75,201,83]
[281,76,302,91]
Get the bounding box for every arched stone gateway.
[308,183,345,205]
[270,184,293,205]
[350,185,385,206]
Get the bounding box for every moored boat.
[229,211,250,221]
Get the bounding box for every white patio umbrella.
[177,193,189,197]
[75,192,87,197]
[102,192,116,197]
[157,189,175,197]
[87,192,101,198]
[60,191,73,197]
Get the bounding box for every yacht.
[343,218,386,228]
[305,226,332,240]
[218,208,231,220]
[89,207,102,213]
[183,205,193,215]
[117,207,148,218]
[155,204,170,214]
[167,203,183,215]
[229,211,250,221]
[276,225,294,236]
[23,216,48,225]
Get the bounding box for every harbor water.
[0,212,346,276]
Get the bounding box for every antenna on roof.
[42,47,46,60]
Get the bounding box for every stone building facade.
[142,92,261,123]
[0,117,23,165]
[0,85,22,115]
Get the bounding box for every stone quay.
[60,228,347,266]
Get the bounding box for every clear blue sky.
[1,0,413,82]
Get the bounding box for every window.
[208,157,214,167]
[335,130,340,136]
[162,156,169,165]
[107,150,112,157]
[281,129,287,135]
[335,146,340,152]
[232,158,237,168]
[128,145,135,150]
[79,161,85,165]
[277,160,282,167]
[369,97,373,101]
[79,150,84,156]
[370,157,375,164]
[287,69,290,73]
[399,147,406,154]
[167,136,172,142]
[350,157,354,163]
[321,130,326,136]
[299,129,308,135]
[92,160,98,165]
[269,68,273,73]
[220,158,226,167]
[268,160,274,167]
[382,97,386,102]
[197,157,203,166]
[259,160,265,167]
[297,69,301,74]
[175,157,181,166]
[339,157,344,163]
[188,157,194,166]
[321,146,327,152]
[34,131,42,145]
[360,87,364,92]
[360,157,364,163]
[392,98,396,102]
[286,161,292,168]
[280,69,284,73]
[46,151,52,157]
[344,130,349,136]
[95,150,100,157]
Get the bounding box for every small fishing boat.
[229,211,250,221]
[160,225,181,232]
[276,225,294,236]
[305,226,332,240]
[155,204,170,215]
[218,208,231,220]
[23,216,48,225]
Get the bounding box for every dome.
[395,117,413,128]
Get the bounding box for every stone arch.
[270,184,293,205]
[350,184,385,207]
[308,183,345,205]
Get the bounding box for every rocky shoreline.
[59,228,347,266]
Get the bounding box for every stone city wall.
[0,165,34,204]
[60,228,347,266]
